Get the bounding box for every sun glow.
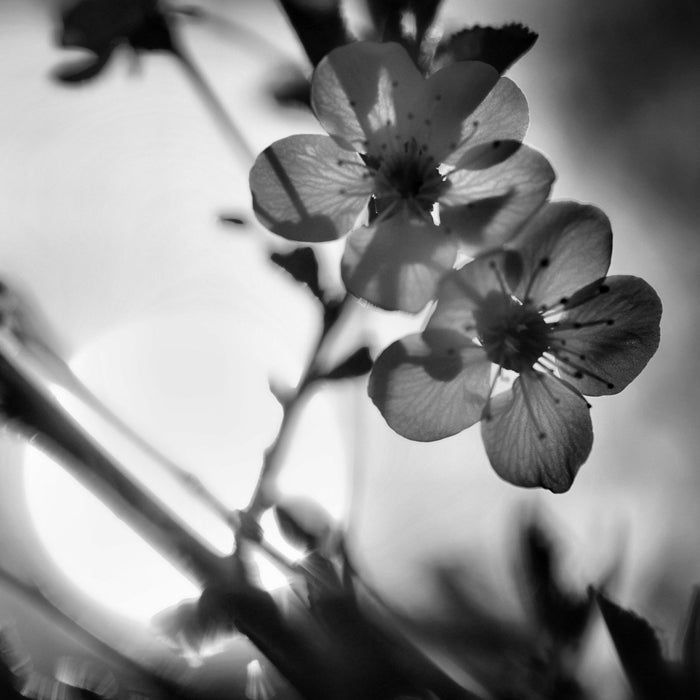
[22,312,350,620]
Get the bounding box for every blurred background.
[0,0,699,698]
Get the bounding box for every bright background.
[0,1,699,698]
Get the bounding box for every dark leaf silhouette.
[54,0,175,82]
[682,587,700,698]
[324,346,373,381]
[270,247,323,300]
[276,0,350,66]
[435,23,538,74]
[268,65,311,109]
[596,591,678,700]
[520,519,592,646]
[274,497,335,552]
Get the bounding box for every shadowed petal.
[512,201,612,308]
[250,134,370,242]
[549,275,662,396]
[440,145,554,252]
[369,332,491,441]
[428,250,524,337]
[341,216,458,312]
[444,78,529,166]
[410,60,498,163]
[482,373,593,492]
[311,42,424,155]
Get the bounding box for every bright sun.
[22,310,349,622]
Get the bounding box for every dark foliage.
[54,0,175,82]
[434,24,537,74]
[270,247,323,301]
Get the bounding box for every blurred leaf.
[324,346,373,381]
[274,497,335,552]
[53,52,113,83]
[276,0,350,66]
[270,247,323,300]
[435,23,538,74]
[682,587,700,697]
[269,67,312,110]
[596,592,677,700]
[54,0,175,83]
[219,214,247,226]
[520,520,592,646]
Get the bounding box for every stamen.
[488,259,510,296]
[548,319,615,330]
[543,350,615,390]
[534,361,592,407]
[522,256,550,303]
[482,364,503,422]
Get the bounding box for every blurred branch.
[244,295,352,520]
[0,330,230,588]
[171,42,255,165]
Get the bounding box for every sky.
[0,0,699,698]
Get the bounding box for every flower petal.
[427,250,524,337]
[548,275,662,396]
[341,215,457,312]
[481,372,593,492]
[439,145,555,253]
[512,201,613,309]
[369,332,491,441]
[409,60,499,163]
[311,42,424,155]
[250,134,370,242]
[444,77,529,166]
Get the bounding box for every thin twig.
[171,43,256,165]
[244,296,351,520]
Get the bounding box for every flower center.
[475,291,551,372]
[371,140,446,215]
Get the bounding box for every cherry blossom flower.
[250,41,554,312]
[368,201,662,491]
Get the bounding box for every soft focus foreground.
[0,1,698,699]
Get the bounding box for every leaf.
[682,587,700,697]
[520,520,592,646]
[269,67,311,109]
[435,23,538,74]
[324,346,373,381]
[54,0,175,84]
[596,591,677,700]
[274,497,334,552]
[52,51,113,83]
[276,0,350,66]
[270,247,323,300]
